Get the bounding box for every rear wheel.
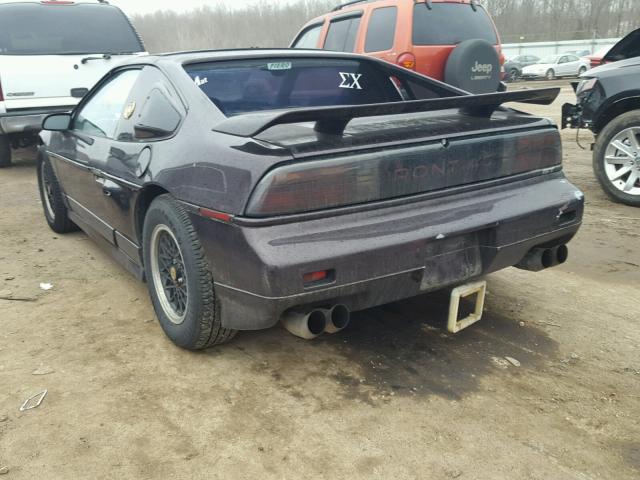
[143,195,237,350]
[37,153,78,233]
[578,66,587,76]
[546,69,555,80]
[593,110,640,206]
[0,135,11,168]
[507,68,519,82]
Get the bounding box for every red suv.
[291,0,504,93]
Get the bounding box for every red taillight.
[397,53,416,71]
[245,130,562,217]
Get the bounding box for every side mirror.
[42,113,72,131]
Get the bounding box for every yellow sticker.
[123,101,136,120]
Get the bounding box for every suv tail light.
[397,53,417,71]
[245,130,561,217]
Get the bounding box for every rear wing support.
[212,88,560,138]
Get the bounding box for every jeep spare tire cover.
[444,39,501,94]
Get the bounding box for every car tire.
[143,194,237,350]
[37,152,78,233]
[0,135,11,168]
[578,66,587,76]
[508,68,519,82]
[593,110,640,207]
[546,69,555,80]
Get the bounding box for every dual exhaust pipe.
[516,245,569,272]
[282,304,351,340]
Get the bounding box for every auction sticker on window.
[267,62,292,71]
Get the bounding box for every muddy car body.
[37,49,584,349]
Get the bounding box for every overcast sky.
[109,0,293,16]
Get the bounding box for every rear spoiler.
[212,88,560,138]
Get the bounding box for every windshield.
[412,3,498,46]
[185,58,401,117]
[0,4,144,55]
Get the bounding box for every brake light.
[303,270,328,284]
[397,53,416,71]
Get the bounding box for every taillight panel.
[246,129,562,217]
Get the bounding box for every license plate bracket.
[447,281,487,334]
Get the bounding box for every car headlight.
[576,78,598,95]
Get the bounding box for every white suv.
[0,0,146,167]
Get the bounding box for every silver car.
[521,54,590,80]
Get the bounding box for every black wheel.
[578,66,587,76]
[593,111,640,206]
[0,135,11,168]
[37,153,78,233]
[546,69,555,80]
[507,68,519,82]
[143,194,237,350]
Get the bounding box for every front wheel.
[593,110,640,206]
[578,66,587,76]
[0,135,11,168]
[546,69,555,80]
[143,195,237,350]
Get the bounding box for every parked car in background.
[503,54,540,82]
[291,0,505,94]
[0,0,146,167]
[37,49,583,350]
[563,28,640,206]
[521,54,589,80]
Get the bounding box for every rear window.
[185,58,401,117]
[412,4,498,46]
[324,15,362,53]
[0,4,143,55]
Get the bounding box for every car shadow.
[229,289,559,404]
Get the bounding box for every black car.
[37,49,584,350]
[503,54,540,82]
[563,29,640,206]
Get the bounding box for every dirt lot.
[0,80,638,479]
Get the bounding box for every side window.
[568,55,579,62]
[324,15,361,52]
[364,7,397,53]
[115,67,183,142]
[559,56,568,64]
[74,69,140,139]
[293,24,323,49]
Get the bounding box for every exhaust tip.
[307,310,327,336]
[282,309,327,340]
[541,249,555,269]
[326,305,350,333]
[556,245,569,264]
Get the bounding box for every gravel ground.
[0,80,638,479]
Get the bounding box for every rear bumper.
[0,107,73,134]
[190,172,584,330]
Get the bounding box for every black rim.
[157,231,188,317]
